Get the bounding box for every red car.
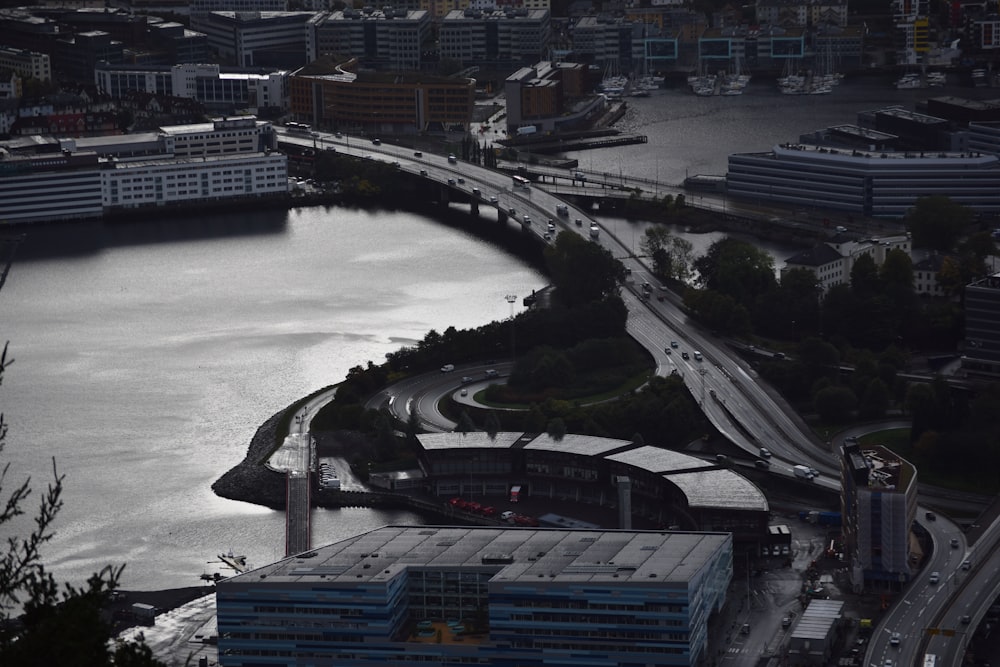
[513,515,539,527]
[448,497,468,510]
[466,502,482,513]
[480,506,497,517]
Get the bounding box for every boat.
[895,73,923,89]
[218,550,249,574]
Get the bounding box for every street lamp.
[505,294,517,366]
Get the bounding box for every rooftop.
[232,525,731,586]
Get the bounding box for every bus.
[284,121,312,134]
[512,175,530,189]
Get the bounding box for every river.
[0,76,977,591]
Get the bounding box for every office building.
[962,273,1000,377]
[841,441,917,589]
[311,8,431,70]
[726,143,1000,218]
[193,11,316,68]
[439,8,550,69]
[0,46,51,83]
[289,58,475,134]
[417,432,769,543]
[215,525,733,667]
[504,61,608,134]
[0,116,287,225]
[96,63,288,113]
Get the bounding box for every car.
[440,364,455,373]
[419,169,428,176]
[489,195,498,204]
[693,351,703,361]
[574,218,584,227]
[925,511,936,521]
[889,632,900,647]
[500,511,516,521]
[485,369,499,378]
[460,388,468,397]
[670,341,679,348]
[760,545,770,557]
[447,178,456,185]
[774,352,786,359]
[448,153,457,164]
[781,616,792,628]
[664,347,672,355]
[371,138,381,145]
[962,559,971,570]
[480,506,496,517]
[960,615,971,625]
[886,661,894,667]
[759,447,772,458]
[413,150,422,157]
[457,177,465,184]
[781,545,790,556]
[929,571,940,584]
[950,538,960,549]
[522,216,531,225]
[754,459,770,469]
[835,225,847,232]
[543,232,551,241]
[508,207,516,216]
[681,351,690,360]
[808,467,819,477]
[461,376,473,384]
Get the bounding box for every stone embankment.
[211,408,288,509]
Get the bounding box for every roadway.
[282,130,997,665]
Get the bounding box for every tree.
[812,385,857,423]
[693,238,776,309]
[904,196,974,252]
[850,253,881,297]
[859,378,890,419]
[640,228,694,282]
[544,232,626,307]
[484,411,501,440]
[0,238,163,666]
[546,418,567,441]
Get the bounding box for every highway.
[282,130,997,665]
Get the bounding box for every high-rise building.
[841,441,917,590]
[962,273,1000,377]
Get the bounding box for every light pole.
[505,294,517,366]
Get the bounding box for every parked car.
[500,511,516,521]
[480,506,496,517]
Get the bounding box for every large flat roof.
[233,525,731,586]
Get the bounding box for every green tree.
[693,238,776,308]
[812,385,857,423]
[546,418,567,441]
[456,411,475,434]
[904,196,974,252]
[544,232,626,307]
[850,253,882,297]
[484,411,501,440]
[859,377,890,419]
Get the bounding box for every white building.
[0,116,288,225]
[95,63,288,112]
[439,8,550,68]
[782,233,912,292]
[311,8,431,70]
[754,0,848,27]
[0,46,51,83]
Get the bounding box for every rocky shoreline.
[211,407,288,509]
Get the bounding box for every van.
[440,364,455,373]
[693,351,703,361]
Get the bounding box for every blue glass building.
[216,526,733,667]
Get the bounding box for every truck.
[793,465,815,480]
[516,126,537,136]
[801,510,842,526]
[131,603,157,624]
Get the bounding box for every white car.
[500,511,516,521]
[929,571,940,584]
[889,632,900,646]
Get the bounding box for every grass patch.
[474,368,654,409]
